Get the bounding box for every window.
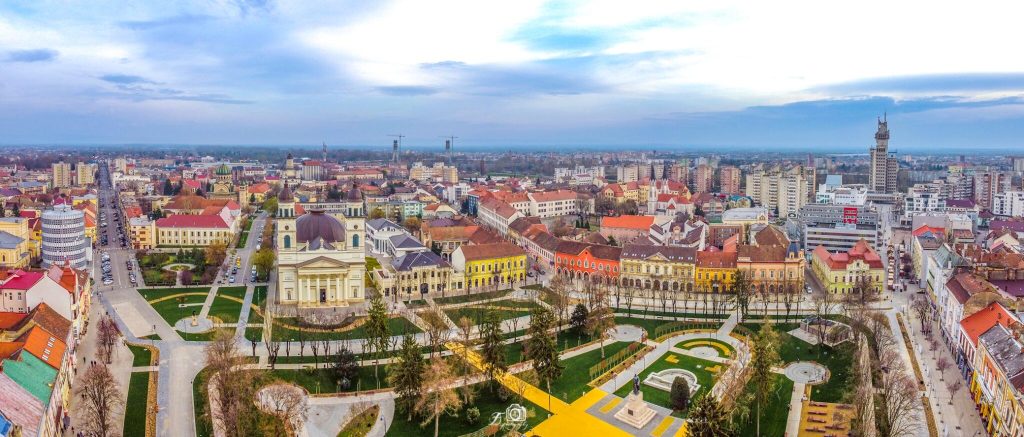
[352,234,360,248]
[283,235,291,248]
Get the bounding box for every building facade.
[41,205,88,269]
[451,243,527,291]
[810,240,884,294]
[868,116,899,193]
[275,209,366,308]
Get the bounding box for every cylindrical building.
[41,204,89,268]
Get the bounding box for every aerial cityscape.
[3,2,1024,437]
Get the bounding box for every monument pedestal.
[614,391,656,429]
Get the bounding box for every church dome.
[215,164,231,175]
[278,184,293,201]
[295,210,346,243]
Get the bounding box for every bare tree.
[415,357,463,437]
[96,316,120,364]
[421,308,450,357]
[548,275,571,331]
[935,357,950,381]
[504,315,521,344]
[812,291,837,347]
[876,347,922,437]
[453,316,477,405]
[265,341,281,370]
[310,339,320,367]
[260,384,308,437]
[586,283,615,358]
[77,363,124,437]
[205,330,264,437]
[509,370,540,403]
[911,295,931,334]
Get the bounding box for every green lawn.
[674,338,736,358]
[138,286,211,301]
[613,316,678,338]
[434,289,510,305]
[236,231,249,248]
[122,372,151,437]
[385,381,546,437]
[548,341,637,403]
[735,375,794,437]
[245,286,269,342]
[744,320,856,403]
[145,289,238,341]
[127,343,153,367]
[149,293,208,328]
[506,329,596,364]
[270,315,422,341]
[217,286,248,300]
[206,296,243,324]
[614,306,731,320]
[269,365,391,394]
[443,299,541,326]
[612,353,717,417]
[338,405,379,437]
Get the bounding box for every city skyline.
[3,1,1024,149]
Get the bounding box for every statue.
[632,374,640,395]
[191,310,198,327]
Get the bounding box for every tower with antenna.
[322,142,328,163]
[388,134,405,163]
[441,135,457,164]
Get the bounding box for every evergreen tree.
[525,308,563,410]
[687,395,733,437]
[670,376,690,411]
[479,310,507,391]
[387,334,425,421]
[749,320,782,436]
[569,303,588,336]
[332,347,359,390]
[163,178,173,195]
[364,295,392,386]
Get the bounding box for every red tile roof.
[812,240,883,270]
[696,250,737,268]
[1,271,43,290]
[601,215,655,231]
[960,302,1020,346]
[16,325,66,369]
[458,242,525,261]
[0,313,28,330]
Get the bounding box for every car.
[229,276,235,283]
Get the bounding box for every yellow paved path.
[445,342,633,436]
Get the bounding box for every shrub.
[465,406,480,425]
[670,376,690,411]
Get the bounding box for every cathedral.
[275,187,367,308]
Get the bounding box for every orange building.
[554,240,622,284]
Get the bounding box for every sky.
[2,0,1024,151]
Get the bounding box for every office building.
[868,116,899,193]
[41,204,89,269]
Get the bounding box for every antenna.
[440,135,458,164]
[388,134,405,163]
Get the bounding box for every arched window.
[283,235,291,249]
[352,234,360,248]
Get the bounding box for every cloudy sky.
[2,0,1023,151]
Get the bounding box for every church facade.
[275,188,367,308]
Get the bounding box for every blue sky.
[2,0,1024,151]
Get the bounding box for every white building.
[904,182,947,218]
[993,191,1024,217]
[554,166,604,184]
[816,184,868,205]
[527,190,579,218]
[744,165,815,217]
[365,218,406,255]
[478,197,522,236]
[41,204,89,269]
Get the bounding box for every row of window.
[556,256,618,273]
[467,259,524,273]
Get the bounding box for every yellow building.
[155,214,235,247]
[372,251,457,301]
[972,323,1024,436]
[810,240,884,294]
[619,244,697,292]
[695,250,737,292]
[451,242,526,291]
[0,217,31,268]
[736,226,806,293]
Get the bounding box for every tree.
[402,216,422,234]
[749,320,781,436]
[670,376,691,411]
[452,316,477,406]
[332,347,359,390]
[607,235,618,246]
[370,207,386,220]
[364,295,391,386]
[204,241,227,267]
[479,310,507,391]
[876,347,922,437]
[585,283,614,358]
[388,334,424,420]
[569,303,588,336]
[687,395,732,437]
[911,294,931,334]
[204,330,263,437]
[548,275,572,332]
[252,249,276,281]
[260,384,307,437]
[732,272,751,321]
[421,308,450,357]
[525,308,563,410]
[96,316,120,364]
[77,363,123,437]
[416,357,463,437]
[812,291,837,347]
[262,196,279,215]
[163,178,174,195]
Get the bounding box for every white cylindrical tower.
[41,204,88,268]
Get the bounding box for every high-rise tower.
[868,115,899,193]
[322,142,328,163]
[392,140,399,163]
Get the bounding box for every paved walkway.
[784,382,807,437]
